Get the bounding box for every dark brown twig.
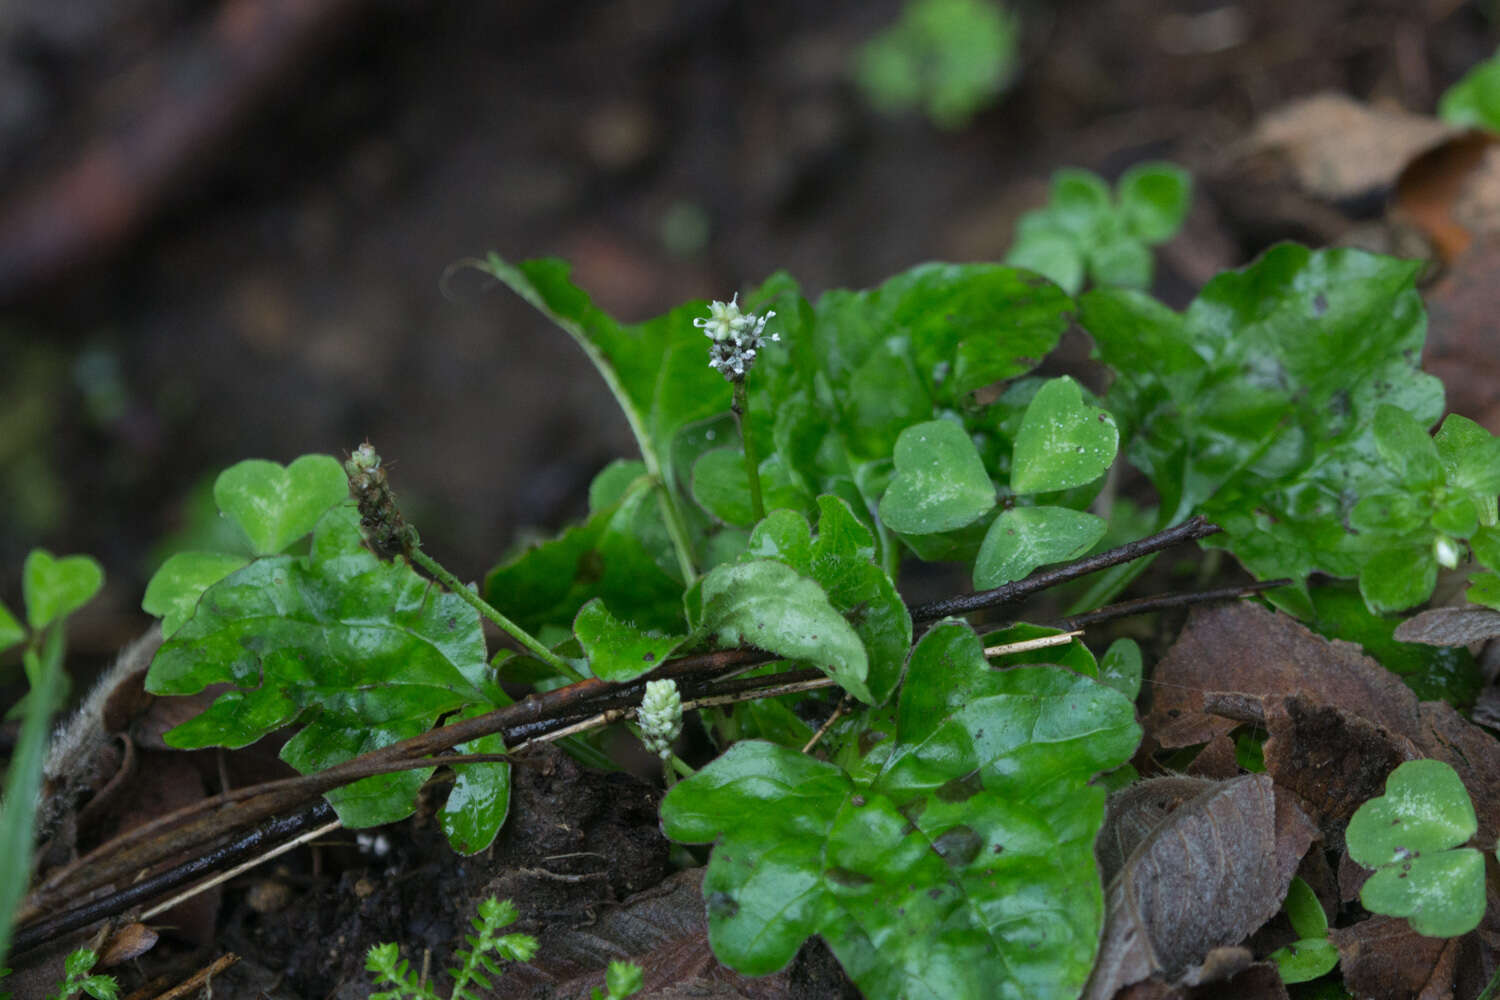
[14,664,831,954]
[909,515,1221,621]
[13,804,332,955]
[1050,578,1292,631]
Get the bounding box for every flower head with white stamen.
[695,294,778,381]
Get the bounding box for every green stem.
[408,548,584,682]
[731,379,766,523]
[653,482,699,585]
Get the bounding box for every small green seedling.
[1268,877,1339,984]
[366,897,540,1000]
[1005,163,1191,294]
[0,948,120,1000]
[853,0,1019,129]
[0,551,104,970]
[592,960,644,1000]
[1439,48,1500,132]
[1346,759,1487,938]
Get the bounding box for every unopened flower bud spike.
[696,295,779,523]
[345,442,584,683]
[636,678,690,786]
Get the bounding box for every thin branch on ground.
[908,515,1221,621]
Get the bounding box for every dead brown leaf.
[1395,605,1500,646]
[1085,774,1316,1000]
[1145,603,1420,750]
[1261,695,1417,840]
[1392,132,1500,262]
[1422,238,1500,433]
[1330,915,1461,1000]
[1247,93,1456,201]
[1417,700,1500,847]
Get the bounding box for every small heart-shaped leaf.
[877,420,996,535]
[1010,377,1119,494]
[1360,849,1486,939]
[1347,759,1476,866]
[22,549,104,631]
[142,551,252,637]
[1347,759,1486,938]
[214,455,350,556]
[973,505,1105,589]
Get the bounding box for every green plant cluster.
[853,0,1019,129]
[80,203,1494,995]
[1005,163,1191,294]
[5,149,1500,995]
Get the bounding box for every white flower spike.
[695,294,778,381]
[638,678,683,761]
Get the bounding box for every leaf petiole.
[730,379,766,523]
[407,548,584,682]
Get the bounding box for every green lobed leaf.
[1347,759,1485,938]
[0,602,21,654]
[1083,245,1445,591]
[691,448,811,528]
[485,479,685,637]
[699,559,872,704]
[743,499,911,704]
[146,507,490,824]
[661,621,1140,999]
[440,703,512,855]
[878,420,996,535]
[1005,223,1085,296]
[212,455,349,556]
[1358,544,1438,616]
[1373,404,1443,490]
[1471,572,1500,610]
[1117,162,1192,245]
[807,496,912,705]
[809,263,1072,413]
[284,715,434,828]
[1099,638,1143,701]
[574,598,687,683]
[1009,377,1118,494]
[1434,413,1500,526]
[142,551,252,637]
[1474,526,1500,572]
[1049,169,1112,234]
[973,506,1106,589]
[22,549,104,631]
[1439,51,1500,133]
[1087,232,1153,290]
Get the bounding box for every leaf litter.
[1118,600,1500,999]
